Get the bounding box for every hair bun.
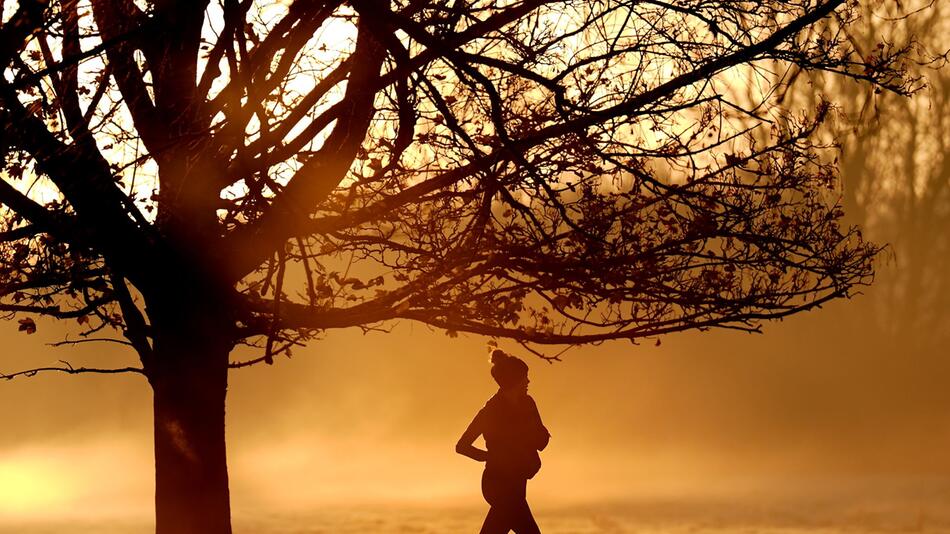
[490,348,508,364]
[489,349,529,388]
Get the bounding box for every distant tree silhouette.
[0,1,932,532]
[832,2,949,353]
[758,0,949,353]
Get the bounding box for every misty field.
[3,500,949,534]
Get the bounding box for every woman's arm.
[456,410,488,462]
[528,397,550,451]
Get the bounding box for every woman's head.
[490,349,529,391]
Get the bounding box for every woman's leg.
[509,478,541,534]
[480,505,510,534]
[481,470,517,534]
[510,503,541,534]
[481,471,542,534]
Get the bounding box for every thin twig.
[47,337,135,348]
[1,361,145,381]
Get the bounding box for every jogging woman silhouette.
[457,349,550,534]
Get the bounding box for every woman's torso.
[480,394,546,479]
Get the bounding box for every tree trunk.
[149,305,234,534]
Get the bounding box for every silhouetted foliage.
[0,1,934,532]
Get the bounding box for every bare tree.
[0,1,928,532]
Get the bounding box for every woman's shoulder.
[484,393,539,417]
[521,394,540,413]
[483,392,503,411]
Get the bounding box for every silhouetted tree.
[0,1,930,532]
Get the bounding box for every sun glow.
[0,441,152,521]
[0,451,78,518]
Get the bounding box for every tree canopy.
[0,0,925,371]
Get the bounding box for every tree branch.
[1,360,144,381]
